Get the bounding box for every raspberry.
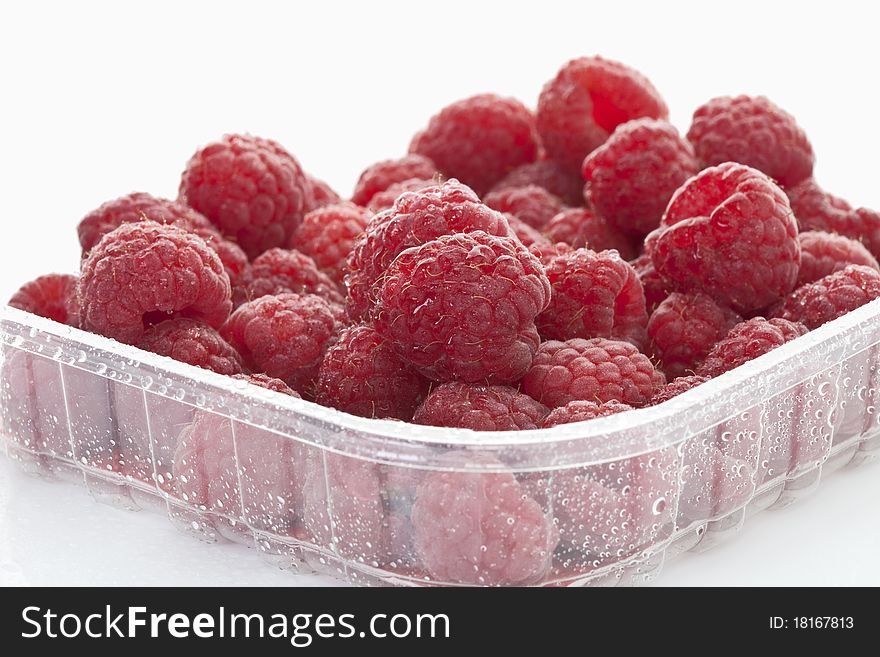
[234,372,302,397]
[582,119,698,236]
[315,325,428,420]
[650,163,800,314]
[771,265,880,330]
[77,192,248,285]
[543,208,637,260]
[220,293,340,394]
[351,154,438,206]
[9,274,80,326]
[503,213,553,252]
[797,231,879,286]
[232,247,344,307]
[413,382,549,431]
[79,222,232,344]
[374,231,550,384]
[536,56,668,172]
[289,203,372,285]
[173,375,304,537]
[365,178,436,213]
[411,457,557,585]
[136,318,243,375]
[304,175,341,211]
[687,95,814,188]
[491,159,585,207]
[409,94,539,195]
[301,453,387,562]
[787,179,880,259]
[537,248,648,347]
[344,179,513,321]
[483,185,566,230]
[179,134,311,259]
[522,338,664,409]
[647,292,742,379]
[541,399,632,428]
[630,253,669,313]
[649,375,709,405]
[696,317,808,378]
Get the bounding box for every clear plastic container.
[1,301,878,586]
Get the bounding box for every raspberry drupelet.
[179,134,311,259]
[647,292,742,379]
[315,325,428,421]
[409,94,539,195]
[687,95,814,188]
[649,163,800,314]
[413,382,550,431]
[79,222,232,344]
[536,56,668,173]
[523,337,665,409]
[537,248,648,347]
[582,118,698,237]
[373,231,551,384]
[9,274,80,327]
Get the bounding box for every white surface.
[1,0,879,586]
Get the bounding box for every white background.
[0,0,878,586]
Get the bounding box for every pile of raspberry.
[9,55,880,586]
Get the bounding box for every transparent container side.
[1,301,879,586]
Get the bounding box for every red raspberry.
[9,274,80,326]
[413,382,549,431]
[409,94,539,195]
[351,154,438,206]
[649,375,709,405]
[797,231,879,287]
[365,178,436,213]
[696,317,808,378]
[650,163,800,314]
[647,292,742,379]
[179,134,311,259]
[523,338,664,409]
[582,119,698,236]
[787,179,880,260]
[411,457,557,585]
[301,453,388,562]
[771,265,880,330]
[173,375,304,537]
[374,231,550,384]
[503,213,554,252]
[289,203,372,285]
[315,325,428,420]
[77,192,248,285]
[536,56,668,173]
[543,207,637,260]
[537,248,648,347]
[232,247,344,307]
[344,179,513,321]
[136,318,243,375]
[687,95,814,188]
[630,253,669,313]
[234,372,302,396]
[304,175,341,211]
[220,293,340,393]
[530,241,574,265]
[491,159,585,207]
[483,185,566,230]
[541,399,632,428]
[79,222,232,344]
